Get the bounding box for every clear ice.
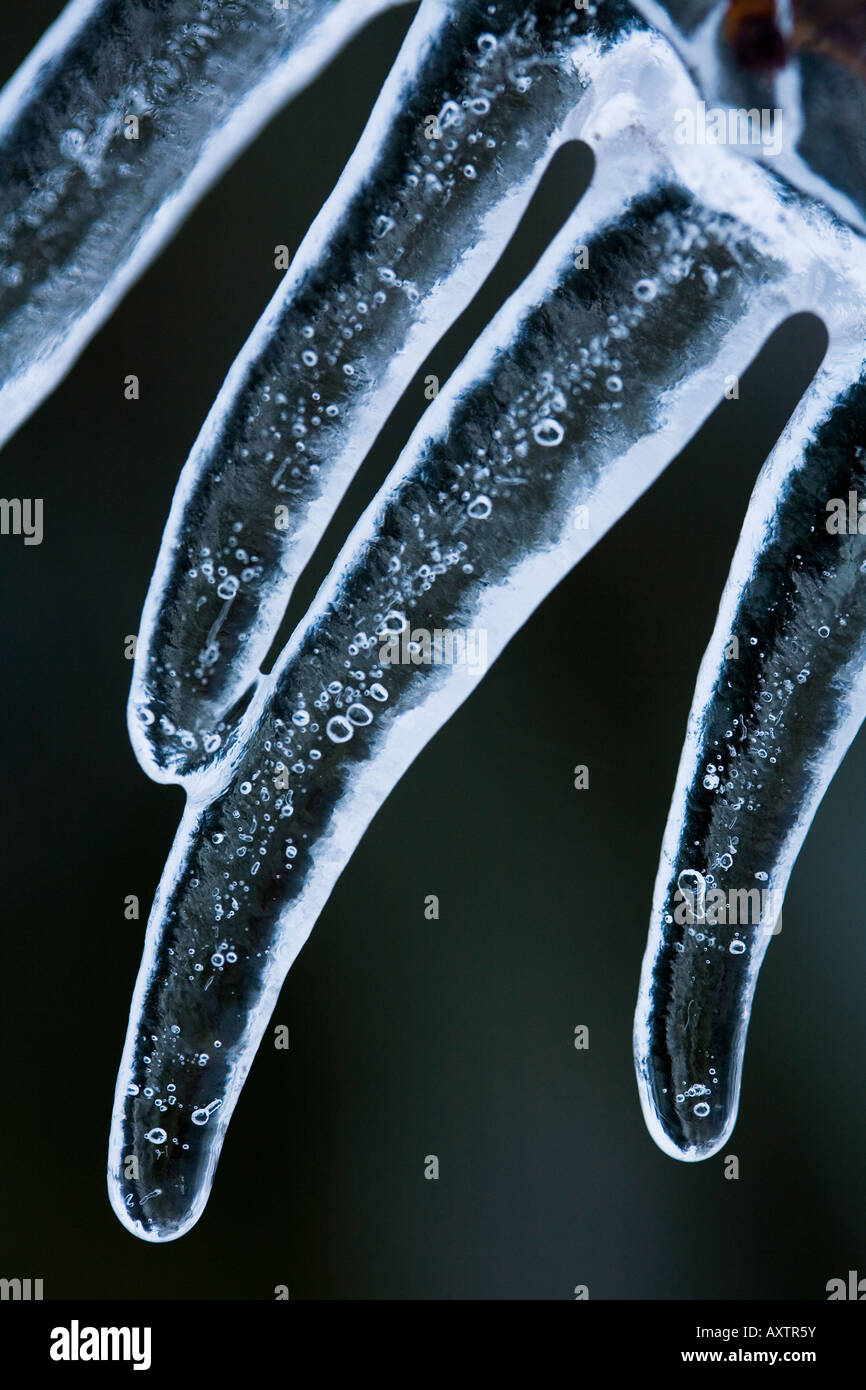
[0,0,401,449]
[3,0,866,1239]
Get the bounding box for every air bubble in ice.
[326,715,354,743]
[380,611,407,636]
[533,418,564,448]
[633,278,658,301]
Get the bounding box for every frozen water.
[635,349,866,1159]
[128,0,641,782]
[3,0,866,1239]
[110,14,866,1231]
[0,0,400,449]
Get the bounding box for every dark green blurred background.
[0,2,862,1299]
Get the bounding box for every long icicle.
[128,0,644,783]
[635,343,866,1161]
[109,124,802,1239]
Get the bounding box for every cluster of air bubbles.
[326,700,374,743]
[675,1083,711,1103]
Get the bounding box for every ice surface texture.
[128,0,623,781]
[0,0,402,449]
[635,348,866,1159]
[4,0,866,1239]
